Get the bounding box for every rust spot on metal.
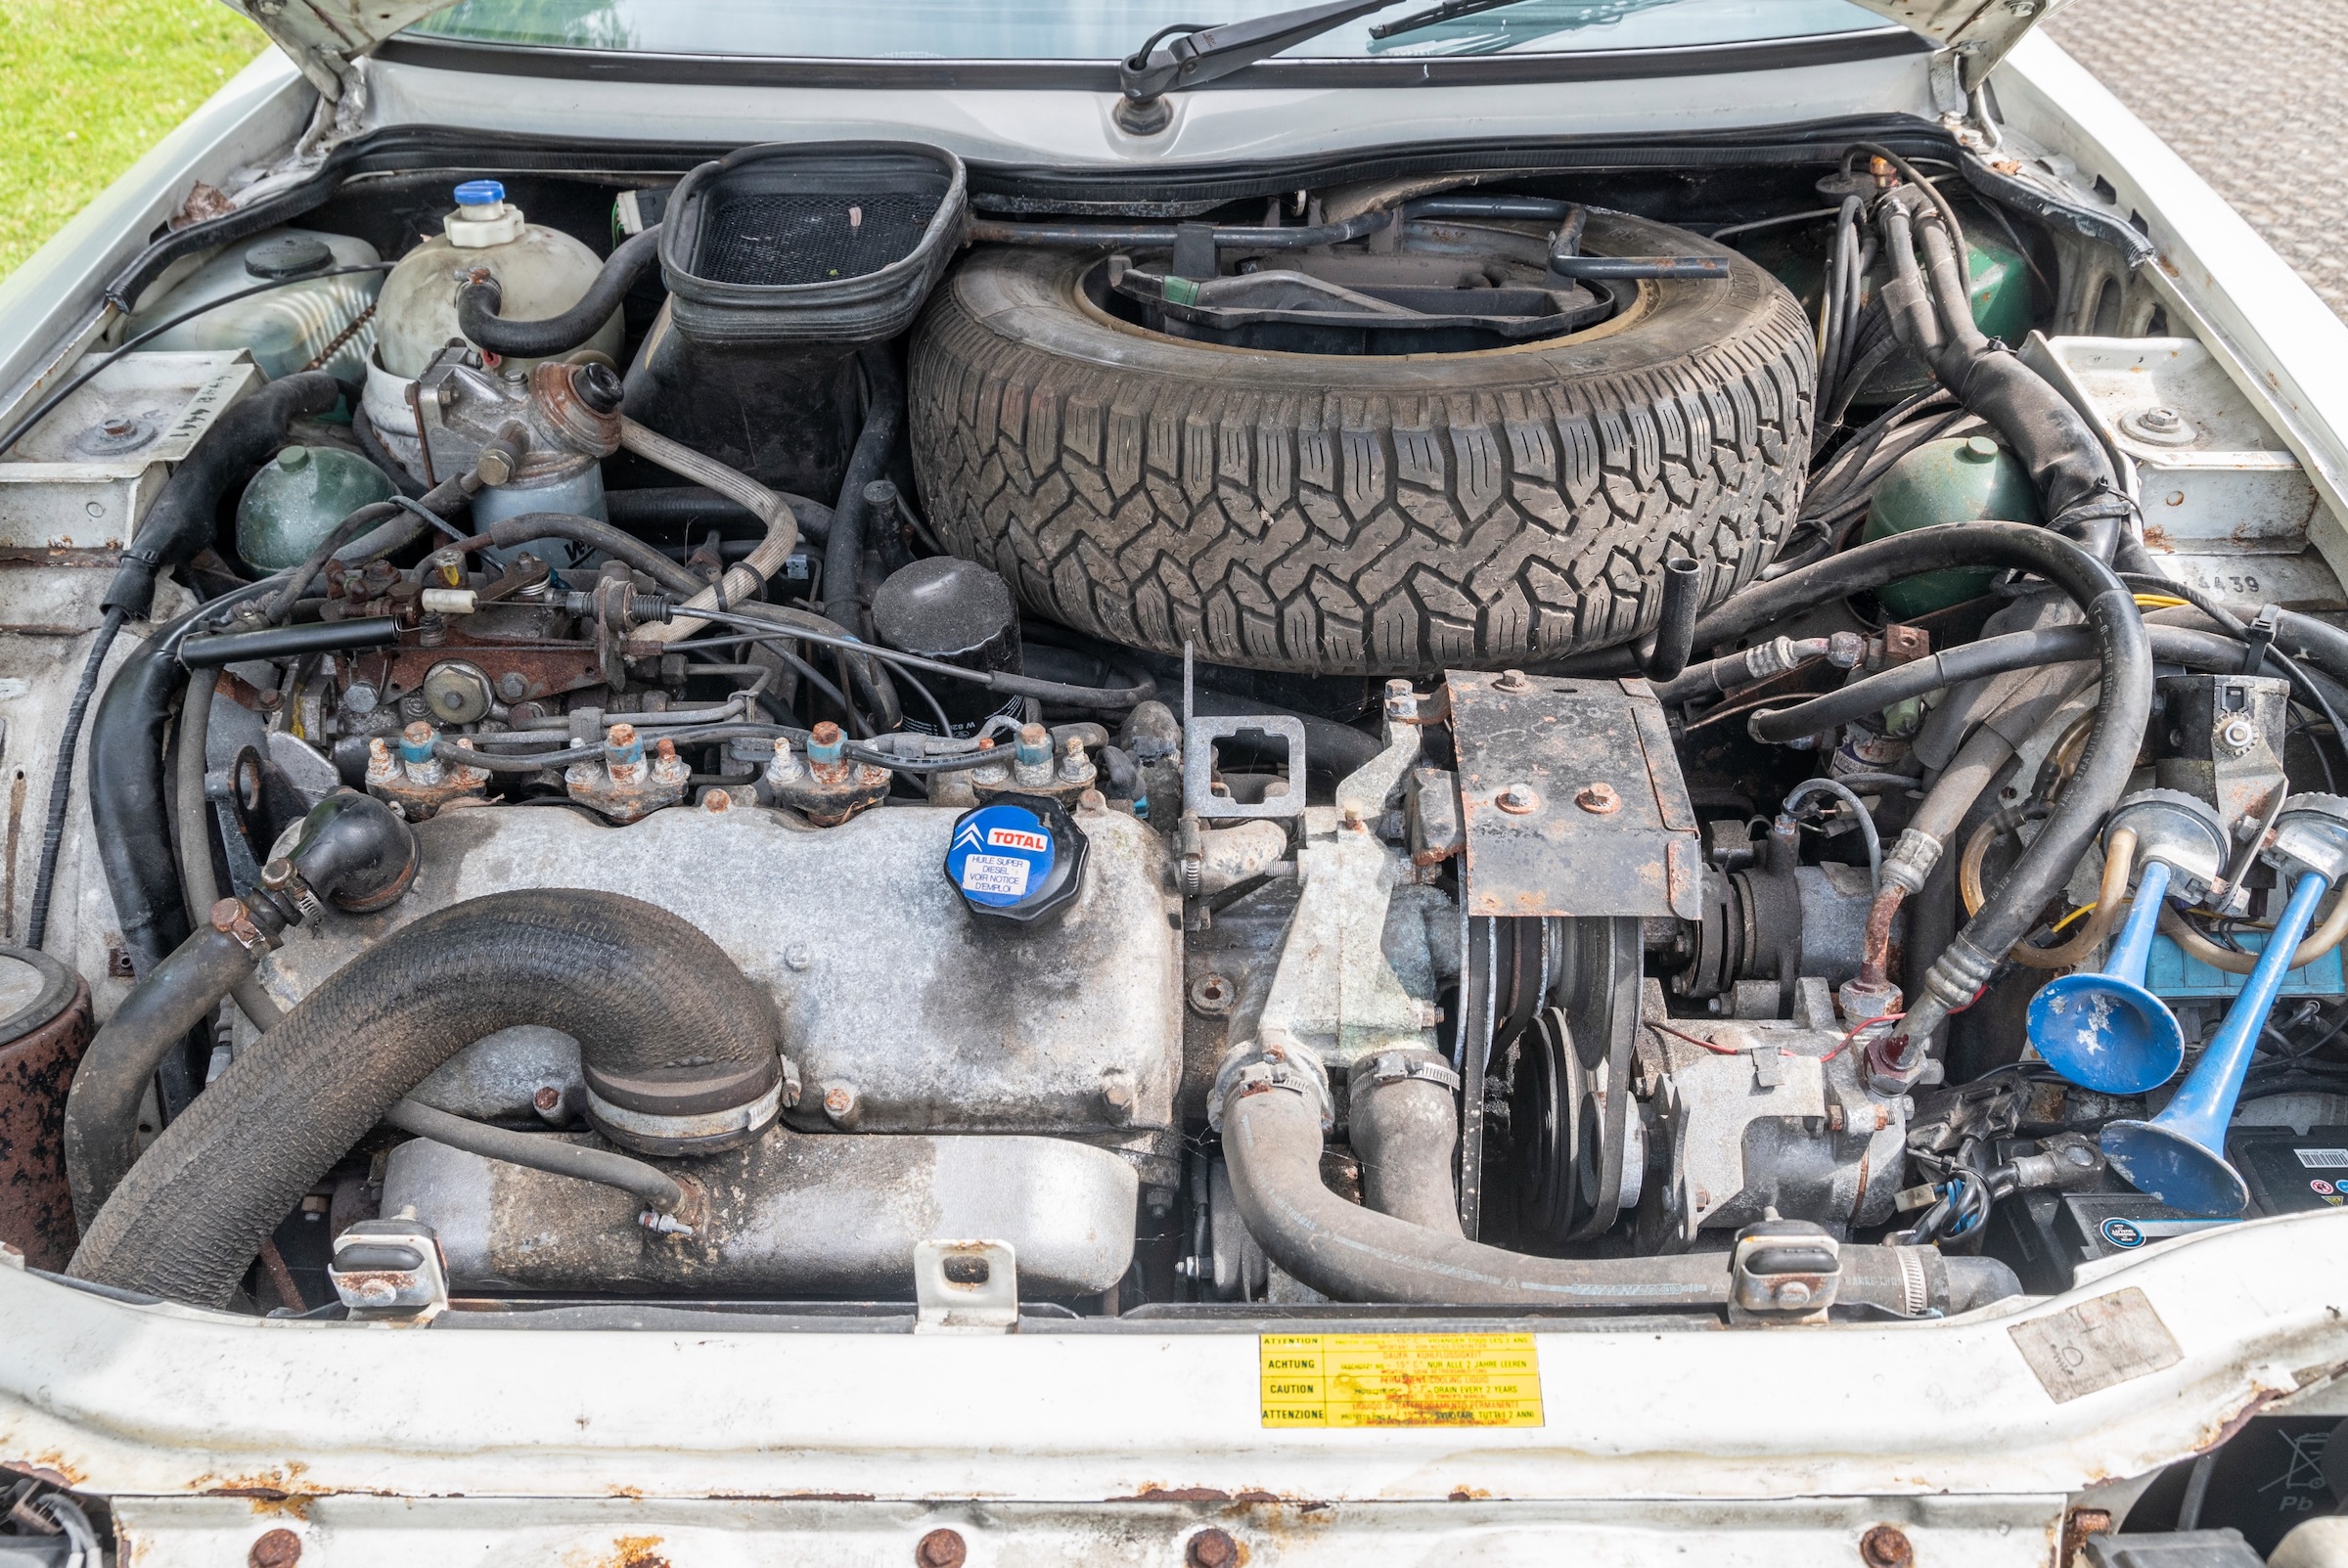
[1859,1523,1913,1568]
[1184,1526,1240,1568]
[1447,1487,1493,1501]
[0,976,93,1271]
[248,1526,302,1568]
[593,1535,670,1568]
[1,1456,86,1489]
[916,1526,968,1568]
[2056,1508,2113,1568]
[1120,1486,1280,1504]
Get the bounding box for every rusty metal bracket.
[1447,671,1703,920]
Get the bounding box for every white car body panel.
[4,14,2348,1563]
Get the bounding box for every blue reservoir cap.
[454,179,506,207]
[944,795,1087,925]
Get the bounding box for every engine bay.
[4,129,2345,1340]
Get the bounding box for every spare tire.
[909,210,1815,676]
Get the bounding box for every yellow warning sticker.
[1259,1333,1543,1428]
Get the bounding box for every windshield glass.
[407,0,1893,59]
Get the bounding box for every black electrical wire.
[24,606,124,948]
[891,663,956,737]
[683,604,1156,709]
[0,263,392,460]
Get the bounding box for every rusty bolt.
[249,1527,302,1568]
[102,416,135,438]
[915,1527,967,1568]
[1187,1527,1240,1568]
[701,788,733,813]
[1496,784,1539,815]
[655,736,678,762]
[823,1083,859,1127]
[533,1086,562,1114]
[1189,972,1235,1015]
[1859,1524,1913,1568]
[1575,782,1621,815]
[1495,668,1531,693]
[609,722,638,748]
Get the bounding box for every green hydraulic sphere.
[1862,435,2043,618]
[237,445,397,572]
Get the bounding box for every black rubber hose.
[1695,522,2150,1063]
[1644,557,1702,683]
[102,373,339,621]
[382,1098,689,1215]
[1222,1087,2016,1313]
[1754,622,2345,743]
[63,920,263,1227]
[2122,571,2348,691]
[87,611,207,982]
[474,513,705,598]
[606,484,834,544]
[180,616,400,668]
[70,889,783,1306]
[820,346,903,619]
[454,225,660,360]
[1878,196,2132,560]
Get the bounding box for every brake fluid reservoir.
[372,181,623,379]
[124,229,382,381]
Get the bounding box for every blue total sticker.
[2100,1217,2145,1249]
[947,803,1057,908]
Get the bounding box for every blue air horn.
[2102,792,2348,1216]
[2027,790,2230,1097]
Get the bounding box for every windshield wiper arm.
[1117,0,1405,131]
[1368,0,1535,40]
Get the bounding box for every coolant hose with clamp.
[1215,1050,2016,1315]
[62,791,420,1224]
[69,889,785,1308]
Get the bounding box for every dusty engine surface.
[26,129,2326,1340]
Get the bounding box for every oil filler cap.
[944,793,1087,926]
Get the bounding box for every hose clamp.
[1895,1245,1931,1318]
[586,1077,784,1155]
[1356,1050,1461,1093]
[1208,1032,1333,1134]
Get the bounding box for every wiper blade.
[1368,0,1535,40]
[1117,0,1404,129]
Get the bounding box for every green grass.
[0,0,268,280]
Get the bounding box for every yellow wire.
[2048,903,2098,934]
[2133,594,2189,609]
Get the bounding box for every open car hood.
[1841,0,2077,89]
[222,0,2069,100]
[216,0,454,98]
